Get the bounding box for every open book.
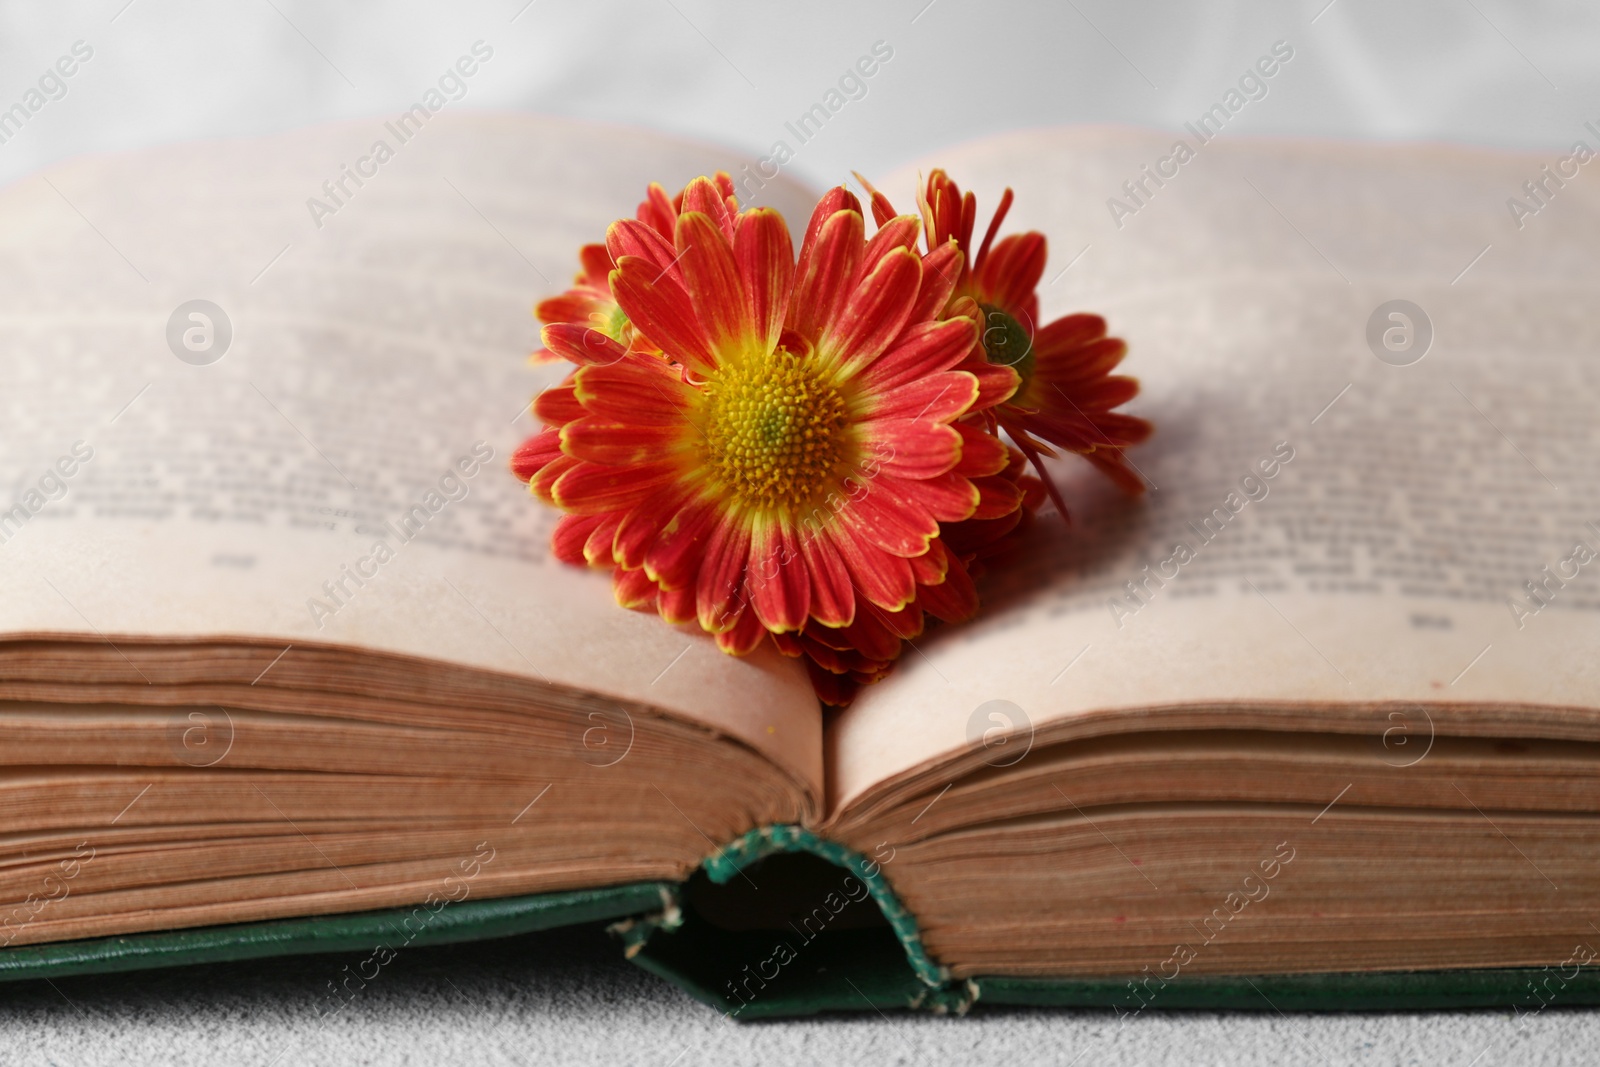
[1,109,1597,1020]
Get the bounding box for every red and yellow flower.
[517,169,1150,706]
[515,178,1011,665]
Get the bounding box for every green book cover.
[1,826,1593,1021]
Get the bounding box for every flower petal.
[1036,345,1134,400]
[973,186,1015,274]
[606,218,682,282]
[572,361,693,426]
[530,453,578,504]
[837,487,939,558]
[829,529,916,611]
[852,170,899,228]
[710,172,739,211]
[970,473,1026,519]
[636,183,677,241]
[1008,379,1152,456]
[551,514,603,565]
[614,481,698,571]
[734,208,793,354]
[770,630,806,659]
[644,496,721,590]
[906,239,964,326]
[943,506,1023,557]
[535,291,609,327]
[560,417,679,466]
[865,419,964,479]
[657,582,696,625]
[952,422,1010,477]
[975,232,1046,311]
[871,600,925,641]
[542,322,627,366]
[679,175,737,241]
[795,187,861,270]
[919,546,979,624]
[584,513,623,565]
[796,527,854,627]
[512,429,564,482]
[552,460,678,514]
[696,515,753,634]
[788,208,864,342]
[609,256,718,374]
[533,381,584,426]
[858,316,978,395]
[715,600,768,655]
[821,247,921,373]
[675,211,750,356]
[966,359,1022,411]
[884,471,978,523]
[803,660,860,707]
[747,523,810,633]
[853,214,921,288]
[1092,408,1155,445]
[613,565,659,611]
[909,543,948,585]
[1032,313,1109,358]
[868,372,978,423]
[579,242,615,283]
[831,603,914,658]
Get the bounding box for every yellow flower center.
[699,347,852,513]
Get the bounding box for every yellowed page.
[832,128,1600,811]
[0,111,825,795]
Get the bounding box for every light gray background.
[3,0,1598,192]
[1,1,1597,1063]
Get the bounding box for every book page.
[0,110,826,795]
[831,127,1600,812]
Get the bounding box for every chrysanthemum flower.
[518,170,1151,706]
[859,169,1153,511]
[515,179,1008,660]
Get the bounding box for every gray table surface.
[2,921,1595,1066]
[1,1,1595,1062]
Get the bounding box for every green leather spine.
[615,827,974,1020]
[701,824,948,987]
